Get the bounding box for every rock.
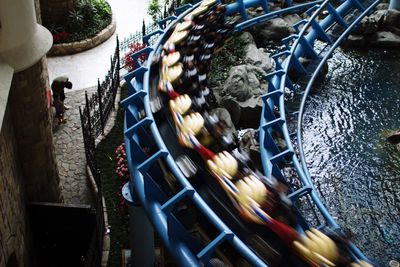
[376,3,389,10]
[238,129,262,169]
[220,98,262,128]
[282,14,302,29]
[210,108,236,134]
[387,130,400,144]
[239,32,274,72]
[385,9,400,35]
[239,31,255,46]
[220,99,241,127]
[371,31,400,47]
[216,64,266,128]
[353,16,379,35]
[220,64,265,103]
[244,45,273,72]
[370,9,387,27]
[344,35,367,48]
[251,17,293,46]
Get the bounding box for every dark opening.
[6,252,18,267]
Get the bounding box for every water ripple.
[299,49,400,265]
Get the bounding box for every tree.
[148,0,161,22]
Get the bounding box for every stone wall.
[9,57,62,202]
[40,0,75,26]
[0,110,32,267]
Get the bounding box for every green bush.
[67,9,85,31]
[93,0,111,19]
[148,0,161,21]
[49,0,112,44]
[77,0,97,22]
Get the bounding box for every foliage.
[76,0,97,22]
[148,0,162,21]
[95,84,129,267]
[93,0,112,20]
[52,31,71,43]
[123,42,148,72]
[114,143,129,214]
[67,9,85,30]
[208,35,246,88]
[47,0,112,44]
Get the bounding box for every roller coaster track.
[122,0,380,265]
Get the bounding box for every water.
[299,48,400,265]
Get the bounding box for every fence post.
[79,106,86,144]
[116,39,120,86]
[85,91,93,139]
[97,79,105,135]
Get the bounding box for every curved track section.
[123,0,380,265]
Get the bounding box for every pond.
[299,48,400,265]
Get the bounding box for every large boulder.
[216,64,266,128]
[376,3,389,10]
[282,13,302,28]
[385,9,400,35]
[370,31,400,47]
[353,15,380,35]
[210,108,236,134]
[345,35,367,48]
[239,31,256,46]
[239,32,274,72]
[220,64,265,103]
[251,17,293,46]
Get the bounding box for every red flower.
[52,31,71,43]
[123,42,148,72]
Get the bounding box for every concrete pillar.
[122,183,155,267]
[0,0,60,202]
[389,0,400,10]
[9,57,62,202]
[0,0,53,71]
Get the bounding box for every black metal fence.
[119,0,187,69]
[80,36,120,140]
[79,1,197,264]
[79,36,120,267]
[84,190,105,267]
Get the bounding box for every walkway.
[50,0,151,204]
[53,87,96,204]
[47,0,152,90]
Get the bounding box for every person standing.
[51,76,72,124]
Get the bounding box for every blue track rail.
[123,0,380,265]
[259,0,380,259]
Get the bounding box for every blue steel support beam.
[123,0,381,265]
[225,0,269,17]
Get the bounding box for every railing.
[80,36,120,140]
[79,34,120,267]
[118,0,198,69]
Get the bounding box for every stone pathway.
[48,0,150,204]
[53,87,96,204]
